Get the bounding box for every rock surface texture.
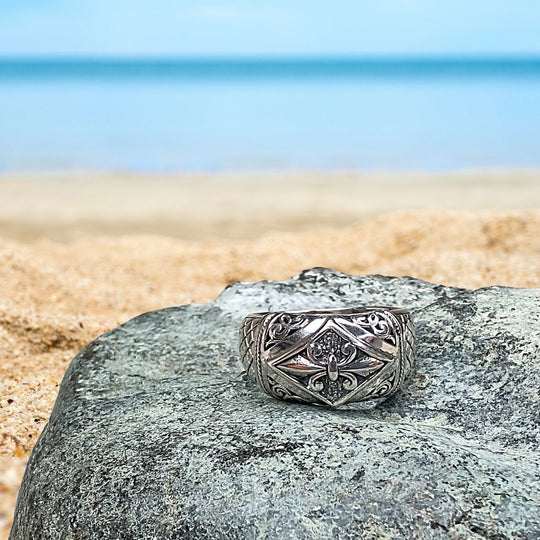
[10,268,540,540]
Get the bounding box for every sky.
[0,0,539,57]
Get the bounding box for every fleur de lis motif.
[278,329,383,402]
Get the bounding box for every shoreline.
[0,169,539,242]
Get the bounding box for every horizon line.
[2,54,540,62]
[2,55,540,80]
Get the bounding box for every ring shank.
[239,306,416,407]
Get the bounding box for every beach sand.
[1,169,539,241]
[1,170,540,537]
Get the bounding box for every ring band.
[239,306,416,407]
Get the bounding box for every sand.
[1,170,540,537]
[1,169,539,241]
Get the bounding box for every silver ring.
[239,306,416,407]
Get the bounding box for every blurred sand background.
[1,169,540,537]
[2,170,539,241]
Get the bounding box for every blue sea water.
[1,58,540,171]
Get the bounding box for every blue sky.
[1,0,539,57]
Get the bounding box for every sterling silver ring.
[239,306,416,408]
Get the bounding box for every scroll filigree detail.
[265,313,310,348]
[353,311,396,345]
[267,375,301,401]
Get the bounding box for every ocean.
[1,57,540,172]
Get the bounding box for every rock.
[10,268,540,540]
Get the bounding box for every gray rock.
[10,268,540,540]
